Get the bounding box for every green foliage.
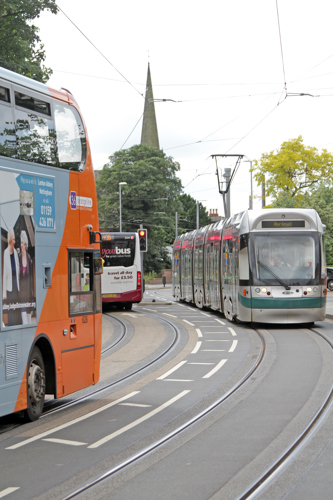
[177,193,211,234]
[253,136,333,202]
[0,0,58,82]
[96,144,183,273]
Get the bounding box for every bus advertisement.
[0,66,102,421]
[101,232,143,310]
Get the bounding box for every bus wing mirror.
[94,257,104,275]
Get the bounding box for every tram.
[172,209,327,323]
[101,232,143,310]
[0,66,102,420]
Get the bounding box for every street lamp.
[119,182,127,232]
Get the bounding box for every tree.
[253,136,333,206]
[0,0,58,83]
[177,193,211,234]
[96,144,183,273]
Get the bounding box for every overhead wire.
[54,2,145,100]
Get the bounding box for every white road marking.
[196,328,203,337]
[119,403,152,407]
[229,340,238,352]
[0,488,20,498]
[215,319,226,325]
[141,308,155,312]
[157,361,187,380]
[183,319,194,326]
[188,362,214,365]
[42,438,87,446]
[191,341,202,354]
[121,313,140,318]
[228,327,237,336]
[6,392,140,450]
[88,390,191,449]
[203,359,227,378]
[200,312,211,316]
[161,379,193,382]
[163,313,177,318]
[206,339,230,342]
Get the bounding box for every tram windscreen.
[254,234,316,280]
[101,237,136,267]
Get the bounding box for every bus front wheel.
[24,346,46,422]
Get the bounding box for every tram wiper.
[257,260,291,290]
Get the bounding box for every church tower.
[141,63,160,149]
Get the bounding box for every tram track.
[238,325,333,499]
[57,321,267,500]
[0,311,180,435]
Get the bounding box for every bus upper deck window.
[54,103,87,171]
[0,86,10,102]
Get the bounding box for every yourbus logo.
[102,247,131,258]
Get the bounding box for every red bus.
[0,66,102,420]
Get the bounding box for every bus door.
[64,250,96,395]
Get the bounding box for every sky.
[36,0,333,218]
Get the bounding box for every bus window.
[0,90,16,158]
[15,90,57,166]
[69,251,94,315]
[54,102,87,171]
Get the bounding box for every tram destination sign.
[262,220,305,228]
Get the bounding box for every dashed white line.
[196,328,203,337]
[119,403,152,407]
[215,319,226,325]
[157,361,187,380]
[188,362,214,365]
[228,327,237,336]
[161,379,193,382]
[163,313,177,318]
[191,341,202,354]
[203,359,227,378]
[42,438,87,446]
[183,319,195,326]
[0,488,20,498]
[6,392,140,450]
[229,340,238,352]
[88,390,191,449]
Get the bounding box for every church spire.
[141,63,160,149]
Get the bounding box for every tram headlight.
[313,287,318,293]
[261,287,267,294]
[306,287,312,293]
[255,288,260,293]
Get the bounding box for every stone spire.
[141,63,160,149]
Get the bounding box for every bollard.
[162,276,166,287]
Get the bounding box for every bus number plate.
[104,293,117,298]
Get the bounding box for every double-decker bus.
[101,232,143,310]
[0,66,102,421]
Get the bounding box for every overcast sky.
[36,0,333,217]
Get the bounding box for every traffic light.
[138,229,148,252]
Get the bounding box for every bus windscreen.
[102,236,136,268]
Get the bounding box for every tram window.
[69,251,94,315]
[54,102,87,171]
[254,235,316,280]
[0,104,16,157]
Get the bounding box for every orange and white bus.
[101,232,143,310]
[0,66,102,421]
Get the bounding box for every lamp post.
[119,182,127,232]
